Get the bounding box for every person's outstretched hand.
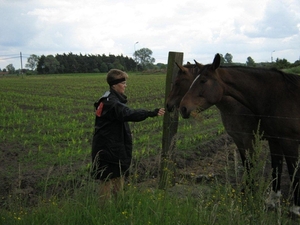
[157,108,165,116]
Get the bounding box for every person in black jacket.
[91,69,165,201]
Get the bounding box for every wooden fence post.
[159,51,183,189]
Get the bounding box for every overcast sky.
[0,0,299,70]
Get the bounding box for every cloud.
[0,1,36,47]
[243,0,300,38]
[0,0,299,69]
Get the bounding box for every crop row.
[0,74,224,176]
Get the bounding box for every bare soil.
[0,133,292,208]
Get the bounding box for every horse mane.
[219,65,300,87]
[271,68,300,85]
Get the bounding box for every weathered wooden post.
[159,51,183,189]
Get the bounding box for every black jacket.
[91,89,158,169]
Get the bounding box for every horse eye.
[200,79,207,84]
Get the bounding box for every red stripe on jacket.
[96,102,104,117]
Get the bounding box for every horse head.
[166,61,202,112]
[179,53,224,118]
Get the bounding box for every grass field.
[0,73,298,224]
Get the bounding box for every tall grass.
[0,74,297,224]
[284,66,300,74]
[1,134,295,224]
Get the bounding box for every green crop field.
[0,73,224,177]
[0,73,297,224]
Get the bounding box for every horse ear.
[194,60,203,69]
[212,54,221,70]
[187,61,191,65]
[175,62,185,71]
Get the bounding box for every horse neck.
[219,67,279,114]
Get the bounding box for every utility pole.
[271,50,275,63]
[134,42,139,71]
[20,52,23,77]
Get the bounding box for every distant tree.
[133,48,155,70]
[113,59,124,70]
[93,68,100,73]
[293,60,300,66]
[6,64,15,74]
[224,53,233,63]
[66,53,78,73]
[246,56,255,67]
[99,62,108,72]
[156,63,167,70]
[37,55,46,74]
[76,53,88,73]
[25,54,39,71]
[55,54,68,73]
[37,52,137,74]
[123,56,136,71]
[44,55,60,74]
[87,55,99,73]
[274,58,291,69]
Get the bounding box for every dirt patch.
[135,133,292,199]
[0,134,292,208]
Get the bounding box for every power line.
[0,54,19,57]
[0,56,20,60]
[0,53,33,61]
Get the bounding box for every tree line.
[1,48,160,75]
[220,53,300,69]
[1,50,299,74]
[37,53,137,74]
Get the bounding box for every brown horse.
[166,62,283,207]
[166,62,259,174]
[179,54,300,215]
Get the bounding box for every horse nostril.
[166,103,169,110]
[180,106,190,118]
[166,103,174,112]
[181,106,187,114]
